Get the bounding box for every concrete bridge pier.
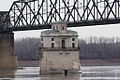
[0,32,16,77]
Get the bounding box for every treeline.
[15,37,120,60]
[15,38,40,60]
[79,37,120,60]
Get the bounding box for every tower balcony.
[39,47,79,51]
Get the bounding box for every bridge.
[0,0,120,32]
[0,0,120,74]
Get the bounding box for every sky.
[1,0,120,40]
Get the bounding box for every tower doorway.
[61,40,65,49]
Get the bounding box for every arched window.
[72,43,75,48]
[61,40,65,49]
[72,38,75,41]
[51,43,54,48]
[62,27,64,30]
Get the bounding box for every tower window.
[72,43,75,48]
[61,40,65,49]
[72,38,75,41]
[51,43,54,48]
[62,27,64,30]
[41,43,43,47]
[51,38,54,41]
[56,26,58,30]
[53,26,55,30]
[41,38,43,41]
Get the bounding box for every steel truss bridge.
[0,0,120,32]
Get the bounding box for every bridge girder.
[1,0,120,32]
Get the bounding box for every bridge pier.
[0,32,16,77]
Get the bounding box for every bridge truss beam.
[1,0,120,32]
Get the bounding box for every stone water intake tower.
[40,21,80,75]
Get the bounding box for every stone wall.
[40,51,80,74]
[0,32,16,70]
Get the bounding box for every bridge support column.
[0,32,16,77]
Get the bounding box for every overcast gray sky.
[1,0,120,40]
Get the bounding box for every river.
[0,66,120,80]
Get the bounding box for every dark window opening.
[41,43,43,47]
[51,38,54,41]
[56,27,58,30]
[53,26,55,30]
[72,38,75,41]
[62,27,64,30]
[51,43,54,48]
[41,38,43,41]
[61,40,65,49]
[72,43,75,48]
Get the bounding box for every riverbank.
[17,60,120,67]
[80,60,120,66]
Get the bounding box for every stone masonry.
[40,21,80,75]
[0,32,16,71]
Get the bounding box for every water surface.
[0,66,120,80]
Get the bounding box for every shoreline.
[80,60,120,66]
[17,60,120,67]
